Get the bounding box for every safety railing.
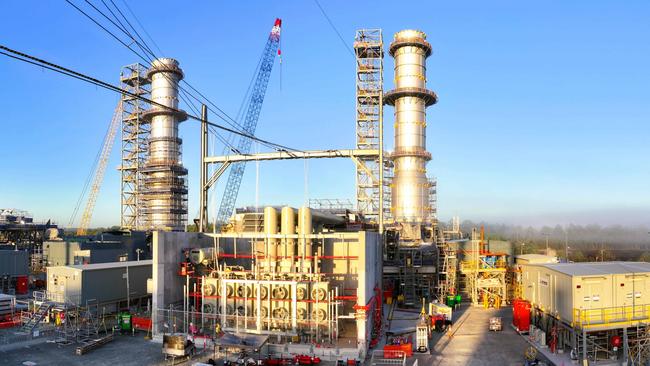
[460,260,507,271]
[573,304,650,328]
[369,350,406,365]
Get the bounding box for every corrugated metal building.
[0,250,29,276]
[521,262,650,329]
[46,260,152,306]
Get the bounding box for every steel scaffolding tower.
[353,29,384,228]
[120,63,150,231]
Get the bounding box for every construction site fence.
[154,308,337,338]
[573,304,650,328]
[0,325,56,346]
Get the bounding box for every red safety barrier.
[383,343,413,358]
[132,316,152,331]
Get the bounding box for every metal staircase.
[18,300,53,334]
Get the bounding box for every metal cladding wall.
[522,265,575,324]
[44,233,149,266]
[47,260,152,306]
[521,262,650,325]
[0,250,29,276]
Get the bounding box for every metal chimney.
[140,58,188,231]
[384,30,437,241]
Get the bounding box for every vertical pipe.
[201,275,205,327]
[281,207,295,272]
[298,206,313,272]
[199,104,208,232]
[264,207,278,272]
[183,284,187,333]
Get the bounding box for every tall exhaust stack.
[140,58,188,231]
[384,30,437,242]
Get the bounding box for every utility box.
[46,260,152,306]
[521,262,650,329]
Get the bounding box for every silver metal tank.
[280,206,295,272]
[384,30,437,241]
[140,58,188,231]
[263,206,278,272]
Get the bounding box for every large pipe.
[384,30,437,240]
[280,206,295,272]
[298,206,313,271]
[140,58,188,231]
[263,206,278,272]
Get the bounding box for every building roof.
[516,254,559,264]
[50,259,152,271]
[539,261,650,276]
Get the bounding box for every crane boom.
[216,18,282,225]
[76,101,122,235]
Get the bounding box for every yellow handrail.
[573,304,650,328]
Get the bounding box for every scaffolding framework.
[354,29,384,228]
[460,230,507,307]
[120,63,150,231]
[436,235,457,302]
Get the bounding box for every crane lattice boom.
[76,101,122,235]
[216,18,282,225]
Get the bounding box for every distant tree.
[639,252,650,262]
[570,250,587,262]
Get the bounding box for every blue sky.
[1,1,649,228]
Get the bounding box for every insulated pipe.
[298,206,313,271]
[263,206,278,272]
[280,206,295,272]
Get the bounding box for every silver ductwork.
[140,58,188,231]
[384,30,437,241]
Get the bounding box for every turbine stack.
[384,30,437,243]
[140,58,188,231]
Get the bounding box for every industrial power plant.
[1,2,648,366]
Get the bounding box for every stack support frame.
[353,29,385,229]
[120,63,151,231]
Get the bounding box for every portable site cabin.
[521,262,650,330]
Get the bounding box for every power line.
[64,0,249,137]
[0,45,299,152]
[313,0,355,57]
[118,0,164,55]
[65,0,245,152]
